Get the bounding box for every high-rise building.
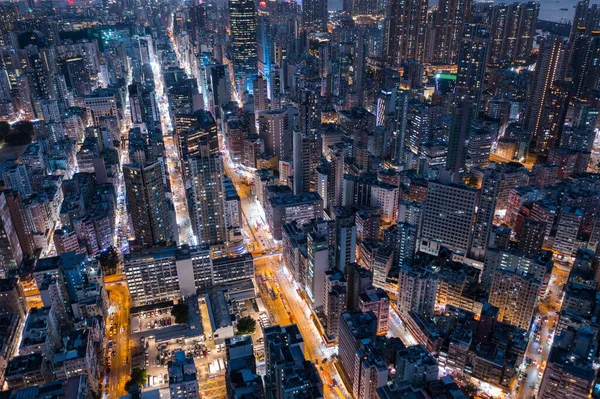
[293,129,322,194]
[187,146,227,245]
[64,56,90,97]
[488,269,540,330]
[338,311,378,386]
[176,110,219,160]
[305,223,330,309]
[482,247,552,292]
[538,326,596,399]
[396,265,438,320]
[466,122,495,170]
[298,88,322,135]
[525,37,564,154]
[421,181,478,254]
[332,207,357,272]
[470,168,500,261]
[3,190,35,257]
[258,109,291,160]
[408,101,444,155]
[228,0,258,92]
[517,218,546,256]
[434,0,473,64]
[488,2,539,64]
[53,229,83,256]
[0,191,23,273]
[264,325,323,399]
[358,285,390,335]
[84,89,121,127]
[123,161,175,248]
[446,101,473,174]
[257,4,273,93]
[201,63,230,117]
[323,269,347,342]
[346,262,373,311]
[253,75,268,114]
[303,0,327,31]
[225,336,263,397]
[553,206,583,256]
[456,23,489,115]
[386,0,428,66]
[569,1,600,101]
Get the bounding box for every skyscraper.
[176,110,219,180]
[455,23,489,115]
[386,0,428,66]
[201,63,230,117]
[569,24,600,102]
[0,192,23,273]
[525,36,564,154]
[303,0,327,31]
[124,162,175,248]
[470,168,500,260]
[434,0,473,64]
[187,144,227,245]
[488,2,539,65]
[3,190,35,257]
[446,100,473,174]
[228,0,258,93]
[257,3,273,94]
[258,109,291,160]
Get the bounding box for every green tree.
[124,367,147,391]
[97,246,120,274]
[461,382,478,399]
[171,302,189,324]
[236,316,257,335]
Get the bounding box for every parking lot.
[132,307,175,333]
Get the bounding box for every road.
[388,306,418,346]
[490,152,533,171]
[114,67,133,258]
[151,44,195,246]
[106,282,131,399]
[221,147,278,255]
[515,267,567,399]
[254,257,350,399]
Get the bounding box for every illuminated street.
[152,38,195,246]
[106,279,131,399]
[0,0,595,398]
[254,256,350,399]
[114,69,133,256]
[516,268,567,399]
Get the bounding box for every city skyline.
[0,0,598,399]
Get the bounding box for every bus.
[265,281,276,300]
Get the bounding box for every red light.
[259,1,266,6]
